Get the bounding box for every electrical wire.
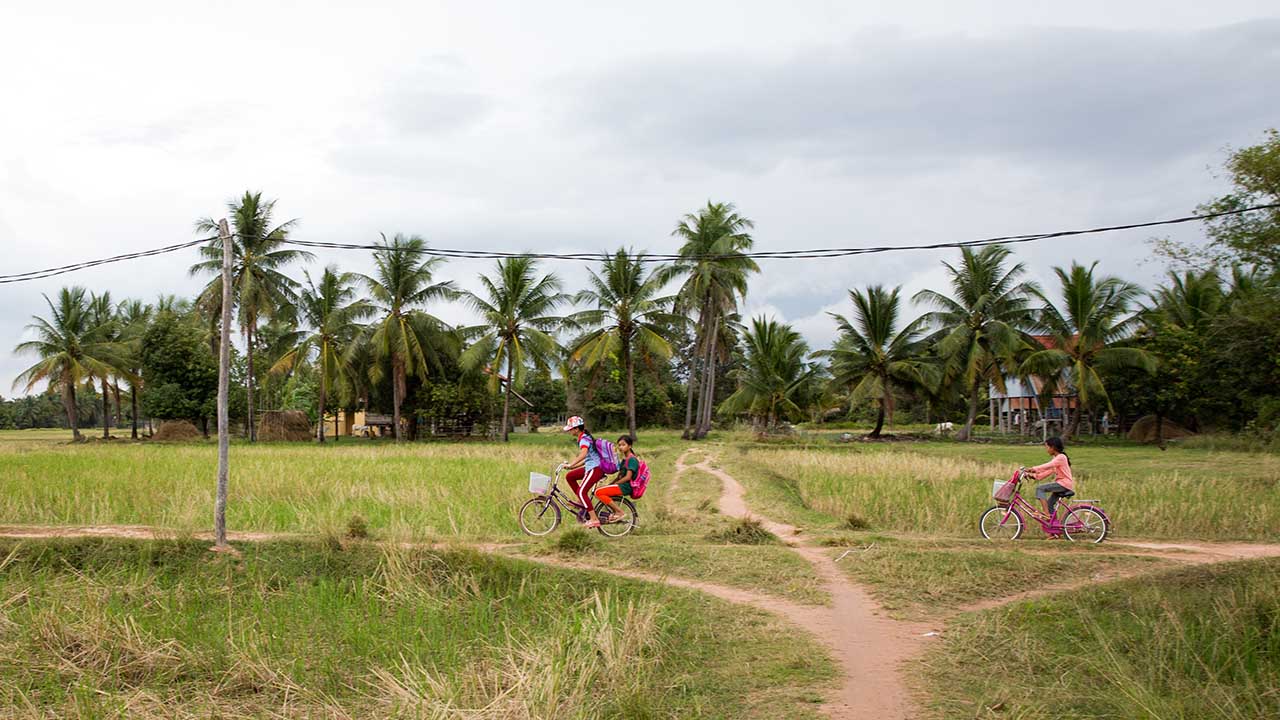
[1,202,1276,283]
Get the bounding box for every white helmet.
[562,416,585,432]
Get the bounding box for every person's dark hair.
[617,434,635,447]
[1046,436,1068,463]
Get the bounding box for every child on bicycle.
[594,434,641,523]
[563,416,604,528]
[1028,436,1073,522]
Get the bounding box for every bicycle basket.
[529,472,551,495]
[992,479,1016,503]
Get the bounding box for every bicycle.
[979,468,1108,543]
[518,464,638,538]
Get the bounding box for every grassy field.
[919,558,1280,719]
[0,536,834,719]
[720,441,1280,540]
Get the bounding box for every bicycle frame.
[997,470,1069,536]
[535,466,595,523]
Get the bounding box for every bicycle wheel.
[1062,507,1107,544]
[595,499,638,538]
[980,505,1023,541]
[518,496,562,536]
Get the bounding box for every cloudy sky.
[3,1,1278,395]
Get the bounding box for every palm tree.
[667,201,760,439]
[1146,269,1225,331]
[821,285,931,438]
[116,299,153,439]
[13,287,118,441]
[1021,262,1155,439]
[914,245,1037,441]
[721,317,813,431]
[459,257,569,442]
[192,191,311,441]
[87,292,123,439]
[571,249,681,438]
[272,266,373,442]
[361,234,456,442]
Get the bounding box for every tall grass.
[0,537,831,719]
[732,447,1280,540]
[919,559,1280,719]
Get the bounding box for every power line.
[0,237,216,285]
[282,202,1280,262]
[1,202,1276,284]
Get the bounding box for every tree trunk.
[101,377,111,439]
[695,312,719,439]
[870,405,886,438]
[63,377,82,441]
[246,319,256,442]
[884,378,895,428]
[130,385,139,439]
[1066,402,1083,441]
[112,382,123,429]
[681,358,698,440]
[392,354,404,443]
[501,350,514,442]
[958,378,981,441]
[623,332,637,439]
[317,366,327,443]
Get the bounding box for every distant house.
[988,335,1080,438]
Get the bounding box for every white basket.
[992,480,1005,498]
[529,472,551,495]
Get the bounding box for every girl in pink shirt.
[1028,436,1074,522]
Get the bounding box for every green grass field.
[0,537,832,719]
[720,440,1280,540]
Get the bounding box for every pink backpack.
[630,460,651,499]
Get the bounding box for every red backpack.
[630,459,651,499]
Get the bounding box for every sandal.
[583,519,601,529]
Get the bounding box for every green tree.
[1146,269,1225,331]
[360,234,456,442]
[87,291,125,438]
[1021,262,1155,438]
[116,299,154,439]
[1200,128,1280,271]
[13,287,118,441]
[667,201,760,439]
[271,266,373,442]
[720,317,813,430]
[571,249,680,438]
[821,285,931,438]
[141,311,219,426]
[192,191,312,441]
[914,246,1037,441]
[459,257,568,442]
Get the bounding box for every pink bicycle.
[979,468,1108,543]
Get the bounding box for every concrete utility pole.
[214,219,233,548]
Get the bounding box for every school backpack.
[593,436,619,474]
[630,460,651,499]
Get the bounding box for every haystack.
[258,410,313,441]
[152,419,201,441]
[1127,415,1194,443]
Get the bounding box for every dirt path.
[681,454,928,720]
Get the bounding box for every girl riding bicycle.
[563,416,604,528]
[1028,436,1073,522]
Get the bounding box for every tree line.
[8,130,1279,446]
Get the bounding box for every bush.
[345,514,370,539]
[706,518,778,545]
[554,527,596,554]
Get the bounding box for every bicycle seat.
[1059,489,1075,498]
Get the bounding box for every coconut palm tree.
[116,299,153,439]
[666,201,759,439]
[1021,262,1155,438]
[1146,269,1225,331]
[459,257,569,442]
[12,287,119,441]
[360,234,456,442]
[720,316,813,431]
[821,285,931,438]
[87,291,124,438]
[271,266,373,442]
[192,191,311,441]
[914,245,1037,441]
[571,249,681,438]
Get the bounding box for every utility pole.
[214,219,233,549]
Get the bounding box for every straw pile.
[152,420,201,441]
[258,410,313,441]
[1127,415,1194,443]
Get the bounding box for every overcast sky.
[3,1,1278,396]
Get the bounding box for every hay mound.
[258,410,313,441]
[1127,415,1194,443]
[152,420,201,441]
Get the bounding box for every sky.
[2,1,1278,396]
